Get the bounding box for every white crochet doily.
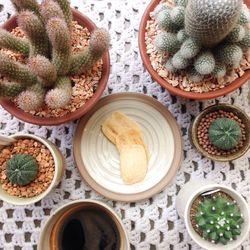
[0,0,250,249]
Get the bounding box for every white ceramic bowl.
[176,181,250,250]
[0,133,64,205]
[38,199,130,250]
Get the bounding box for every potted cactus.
[139,0,250,99]
[176,180,250,250]
[0,133,64,205]
[0,0,110,125]
[189,103,250,161]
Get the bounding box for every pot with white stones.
[176,180,250,250]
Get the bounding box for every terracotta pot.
[176,181,250,250]
[0,9,110,125]
[0,133,64,205]
[38,200,130,250]
[138,0,250,100]
[189,103,250,161]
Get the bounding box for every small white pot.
[0,133,64,205]
[38,199,130,250]
[176,180,250,250]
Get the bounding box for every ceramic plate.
[73,93,183,201]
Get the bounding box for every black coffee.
[58,207,121,250]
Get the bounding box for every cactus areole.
[192,191,244,245]
[0,0,110,112]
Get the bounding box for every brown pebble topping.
[197,110,246,156]
[0,139,55,198]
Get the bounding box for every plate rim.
[73,92,183,202]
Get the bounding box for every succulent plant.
[153,0,250,81]
[208,118,242,150]
[194,194,244,245]
[6,153,38,186]
[0,0,109,111]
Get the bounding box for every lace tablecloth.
[0,0,250,249]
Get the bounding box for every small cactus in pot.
[0,0,109,112]
[192,192,244,245]
[153,0,250,82]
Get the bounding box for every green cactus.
[176,29,188,43]
[180,37,201,59]
[153,3,168,17]
[208,118,242,150]
[238,8,249,25]
[6,153,38,186]
[170,6,185,28]
[154,32,180,54]
[174,0,188,7]
[0,0,109,111]
[194,194,244,245]
[239,31,250,51]
[156,9,177,32]
[194,51,215,75]
[185,0,242,47]
[212,62,227,79]
[0,28,29,56]
[217,44,243,67]
[165,57,177,73]
[172,50,190,69]
[226,25,246,43]
[187,67,203,82]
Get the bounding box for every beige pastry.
[119,144,147,184]
[101,111,148,184]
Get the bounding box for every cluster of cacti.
[208,117,242,150]
[6,153,38,186]
[0,0,109,111]
[154,0,250,82]
[194,193,244,245]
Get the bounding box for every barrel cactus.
[208,118,242,150]
[153,0,250,82]
[194,194,244,245]
[6,153,38,186]
[0,0,109,111]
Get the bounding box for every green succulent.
[6,153,38,186]
[194,194,244,245]
[208,117,242,150]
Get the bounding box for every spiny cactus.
[194,194,244,245]
[153,0,250,82]
[208,118,242,150]
[6,153,38,186]
[0,0,109,112]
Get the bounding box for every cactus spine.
[0,0,109,111]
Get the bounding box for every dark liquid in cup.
[58,207,121,250]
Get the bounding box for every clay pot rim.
[138,0,250,100]
[189,103,250,161]
[0,8,110,126]
[0,133,64,205]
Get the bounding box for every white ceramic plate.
[73,93,183,201]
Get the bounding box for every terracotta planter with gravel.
[138,0,250,100]
[0,8,110,126]
[189,103,250,161]
[176,180,250,250]
[0,133,64,205]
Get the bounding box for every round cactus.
[156,9,176,32]
[217,44,243,67]
[165,57,177,73]
[187,67,203,82]
[154,32,180,54]
[212,62,227,79]
[208,117,242,150]
[238,8,250,25]
[239,31,250,51]
[180,37,201,59]
[185,0,242,47]
[6,153,38,186]
[170,6,185,28]
[194,194,244,245]
[226,25,245,43]
[172,51,190,69]
[177,29,188,43]
[194,51,215,75]
[174,0,188,7]
[153,3,168,17]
